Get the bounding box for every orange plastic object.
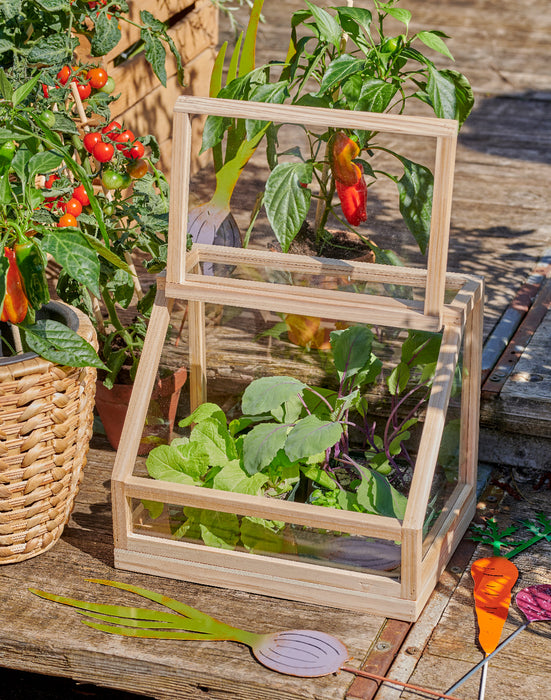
[471,556,519,653]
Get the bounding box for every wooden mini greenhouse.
[111,97,483,622]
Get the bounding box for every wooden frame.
[111,98,483,621]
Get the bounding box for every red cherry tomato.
[58,213,78,227]
[113,129,135,151]
[127,159,148,179]
[101,121,122,138]
[75,81,92,100]
[93,141,115,163]
[83,132,102,153]
[62,198,83,217]
[57,65,71,85]
[87,67,108,90]
[72,184,90,207]
[45,173,59,188]
[41,83,49,99]
[125,141,145,160]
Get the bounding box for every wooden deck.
[1,0,551,698]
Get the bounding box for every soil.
[287,222,375,263]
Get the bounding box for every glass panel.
[131,498,402,579]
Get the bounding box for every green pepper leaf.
[416,30,454,61]
[305,1,341,48]
[21,320,107,369]
[41,230,101,298]
[317,55,366,96]
[264,161,312,252]
[356,78,398,113]
[396,156,433,255]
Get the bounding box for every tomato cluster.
[42,175,92,227]
[55,64,115,99]
[82,119,148,188]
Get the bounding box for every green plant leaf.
[142,500,164,519]
[199,509,241,550]
[241,375,307,416]
[190,418,238,467]
[212,461,268,495]
[179,402,227,429]
[305,1,342,48]
[0,254,9,313]
[355,465,408,519]
[400,330,442,366]
[241,516,285,553]
[242,422,290,475]
[438,69,474,127]
[146,442,209,485]
[356,79,398,113]
[396,156,433,255]
[416,30,454,61]
[27,150,63,179]
[264,161,312,252]
[425,65,457,120]
[142,32,167,87]
[300,464,338,491]
[387,361,410,395]
[21,321,106,369]
[317,55,366,96]
[12,74,40,106]
[330,325,375,379]
[239,0,264,76]
[335,7,373,38]
[27,34,75,65]
[285,414,343,463]
[41,230,101,298]
[91,13,121,57]
[381,4,411,30]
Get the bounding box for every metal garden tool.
[30,579,463,698]
[446,583,551,695]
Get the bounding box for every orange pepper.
[330,131,362,186]
[1,247,28,324]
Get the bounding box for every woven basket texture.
[0,306,97,564]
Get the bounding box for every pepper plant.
[203,0,474,261]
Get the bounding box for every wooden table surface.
[0,441,398,700]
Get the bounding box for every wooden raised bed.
[111,97,484,622]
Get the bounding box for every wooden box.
[111,97,484,622]
[76,0,217,176]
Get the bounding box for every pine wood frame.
[111,97,484,621]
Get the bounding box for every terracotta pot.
[95,366,188,455]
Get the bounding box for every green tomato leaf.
[356,78,398,113]
[305,1,342,48]
[264,161,312,252]
[27,34,75,65]
[21,321,106,369]
[396,156,433,255]
[91,13,122,57]
[242,375,307,416]
[41,230,101,298]
[242,422,290,475]
[142,32,167,87]
[285,414,343,463]
[317,55,366,96]
[416,30,454,61]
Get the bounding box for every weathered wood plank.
[0,447,387,700]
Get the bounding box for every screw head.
[405,646,420,655]
[375,641,391,652]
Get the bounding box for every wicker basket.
[0,304,97,564]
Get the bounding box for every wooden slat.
[123,475,403,540]
[167,111,192,284]
[174,96,458,138]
